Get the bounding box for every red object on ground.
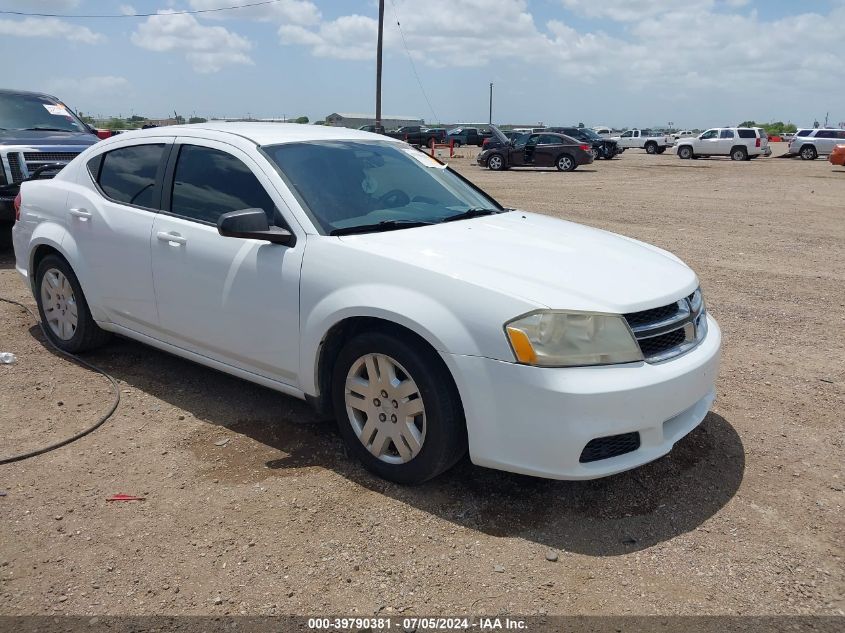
[96,129,113,140]
[106,494,145,502]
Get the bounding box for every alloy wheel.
[558,156,573,171]
[344,353,426,464]
[488,155,503,170]
[40,268,78,341]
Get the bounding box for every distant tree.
[128,115,146,122]
[188,116,207,124]
[738,120,757,128]
[313,120,325,126]
[106,117,127,130]
[294,116,309,124]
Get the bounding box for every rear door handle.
[157,231,187,246]
[68,207,92,219]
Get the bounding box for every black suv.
[544,127,619,159]
[1,89,99,222]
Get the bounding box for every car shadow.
[36,332,744,558]
[0,224,14,270]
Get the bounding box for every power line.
[0,0,284,18]
[388,0,439,125]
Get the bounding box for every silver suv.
[789,128,845,160]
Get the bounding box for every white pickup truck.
[612,129,674,154]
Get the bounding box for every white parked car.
[676,127,771,160]
[12,123,721,484]
[672,130,695,140]
[612,129,674,154]
[787,128,845,159]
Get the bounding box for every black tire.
[645,142,658,154]
[486,153,506,171]
[731,146,748,161]
[678,145,693,160]
[656,146,666,154]
[34,254,111,354]
[331,330,467,484]
[556,154,576,171]
[452,140,462,148]
[800,145,817,160]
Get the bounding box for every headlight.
[505,310,643,367]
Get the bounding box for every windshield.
[578,128,602,140]
[262,140,503,234]
[0,93,87,132]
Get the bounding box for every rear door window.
[796,129,812,137]
[720,129,735,139]
[538,135,561,145]
[94,144,166,209]
[737,129,756,139]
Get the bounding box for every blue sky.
[1,0,843,128]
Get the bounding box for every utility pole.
[375,0,385,131]
[489,83,493,125]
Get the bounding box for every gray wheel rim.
[680,147,691,158]
[40,268,78,341]
[733,150,744,160]
[344,353,426,464]
[589,148,598,159]
[802,148,814,159]
[559,156,573,170]
[489,155,503,170]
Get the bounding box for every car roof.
[0,88,60,101]
[108,122,399,146]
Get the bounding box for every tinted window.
[621,131,633,138]
[526,134,540,145]
[737,129,756,139]
[837,131,845,139]
[514,133,530,146]
[170,145,276,224]
[720,129,735,139]
[700,130,718,140]
[815,130,835,138]
[97,144,165,209]
[0,92,88,133]
[797,129,812,137]
[538,134,562,145]
[263,141,499,234]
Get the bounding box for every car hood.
[338,211,698,313]
[0,129,99,147]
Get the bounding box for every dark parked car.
[446,126,493,147]
[477,127,594,172]
[383,126,444,146]
[358,124,386,134]
[545,126,619,159]
[481,130,521,149]
[1,89,99,222]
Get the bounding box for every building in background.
[325,112,424,130]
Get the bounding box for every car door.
[150,138,304,386]
[508,134,528,166]
[618,130,633,148]
[696,129,720,154]
[535,135,562,167]
[816,130,837,154]
[64,138,172,335]
[717,129,736,155]
[522,134,541,164]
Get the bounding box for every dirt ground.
[0,144,842,618]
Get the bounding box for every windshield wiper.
[440,208,504,223]
[329,219,435,236]
[21,127,75,132]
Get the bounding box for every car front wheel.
[487,154,505,170]
[800,146,817,160]
[332,331,467,484]
[34,254,111,353]
[678,146,693,159]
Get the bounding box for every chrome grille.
[7,153,23,183]
[23,152,79,163]
[624,288,707,363]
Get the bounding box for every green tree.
[294,116,309,124]
[188,116,207,124]
[107,117,127,130]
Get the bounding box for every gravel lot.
[0,144,842,617]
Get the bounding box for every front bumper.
[444,314,721,480]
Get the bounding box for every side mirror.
[217,208,294,246]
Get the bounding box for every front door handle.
[68,207,92,219]
[157,231,187,246]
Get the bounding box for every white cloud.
[560,0,713,21]
[188,0,321,25]
[131,10,253,73]
[0,17,103,44]
[119,4,137,16]
[46,76,131,100]
[0,0,80,9]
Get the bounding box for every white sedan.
[12,123,720,484]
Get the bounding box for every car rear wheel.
[34,254,111,353]
[556,154,576,171]
[332,331,467,484]
[589,147,599,160]
[800,145,817,160]
[487,154,505,171]
[645,142,658,154]
[656,147,666,154]
[731,147,748,161]
[678,146,693,159]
